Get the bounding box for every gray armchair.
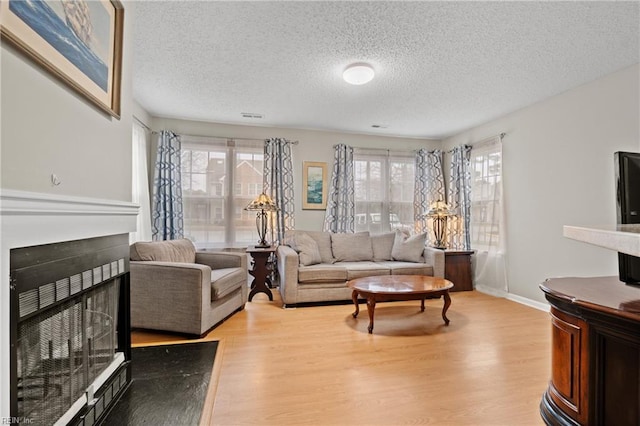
[129,239,247,336]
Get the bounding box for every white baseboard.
[506,293,550,312]
[474,284,508,298]
[475,285,550,312]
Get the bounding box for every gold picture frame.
[1,0,124,118]
[302,161,328,210]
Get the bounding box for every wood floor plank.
[132,291,550,425]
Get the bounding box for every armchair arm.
[423,247,445,278]
[129,261,211,334]
[276,245,299,306]
[196,251,247,270]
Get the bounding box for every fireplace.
[0,190,138,425]
[10,235,131,425]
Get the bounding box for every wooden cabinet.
[540,277,640,426]
[547,307,589,425]
[444,250,474,292]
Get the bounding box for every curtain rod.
[447,132,506,152]
[133,115,153,133]
[176,133,298,144]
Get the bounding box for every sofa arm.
[423,247,445,278]
[196,251,247,270]
[129,261,211,333]
[277,245,299,306]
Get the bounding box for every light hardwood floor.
[132,290,551,426]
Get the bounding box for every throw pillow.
[294,233,322,266]
[304,231,335,264]
[391,231,427,263]
[331,232,374,262]
[371,232,395,261]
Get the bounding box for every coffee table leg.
[421,297,425,312]
[366,297,376,334]
[442,291,451,325]
[351,290,360,318]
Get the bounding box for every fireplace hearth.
[10,234,131,425]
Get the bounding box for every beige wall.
[151,117,440,230]
[443,64,640,304]
[0,1,136,202]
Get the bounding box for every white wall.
[0,1,136,417]
[443,64,640,304]
[0,2,135,202]
[151,117,440,231]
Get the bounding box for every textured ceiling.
[133,1,640,139]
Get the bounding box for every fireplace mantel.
[0,190,138,419]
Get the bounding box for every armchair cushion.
[211,267,247,301]
[130,238,196,263]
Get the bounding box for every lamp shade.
[343,63,375,85]
[426,199,453,218]
[244,193,278,212]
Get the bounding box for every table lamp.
[244,193,278,248]
[426,199,453,249]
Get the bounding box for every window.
[130,122,152,243]
[470,142,502,251]
[353,149,415,234]
[181,137,263,248]
[248,183,260,197]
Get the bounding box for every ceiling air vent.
[371,124,388,129]
[241,112,263,119]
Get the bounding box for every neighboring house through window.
[181,136,263,248]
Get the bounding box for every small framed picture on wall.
[302,161,328,210]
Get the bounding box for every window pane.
[181,138,263,248]
[470,147,502,251]
[354,151,415,234]
[233,144,264,246]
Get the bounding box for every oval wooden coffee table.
[348,275,454,334]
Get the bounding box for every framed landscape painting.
[0,0,124,118]
[303,162,328,210]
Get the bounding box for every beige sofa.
[129,239,247,336]
[277,230,445,307]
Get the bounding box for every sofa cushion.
[376,261,434,276]
[298,264,347,283]
[285,230,335,264]
[210,267,245,301]
[338,262,391,280]
[371,232,395,261]
[287,232,322,266]
[331,232,374,262]
[130,239,196,263]
[392,231,427,263]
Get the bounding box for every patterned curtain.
[152,131,184,240]
[323,144,355,233]
[264,138,295,243]
[414,149,445,245]
[448,145,472,249]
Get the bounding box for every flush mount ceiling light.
[343,63,375,85]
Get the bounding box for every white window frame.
[353,148,415,234]
[181,136,263,248]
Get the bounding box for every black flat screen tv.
[615,151,640,285]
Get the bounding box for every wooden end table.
[246,245,277,302]
[444,250,475,292]
[348,275,454,334]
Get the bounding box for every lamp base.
[254,242,271,248]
